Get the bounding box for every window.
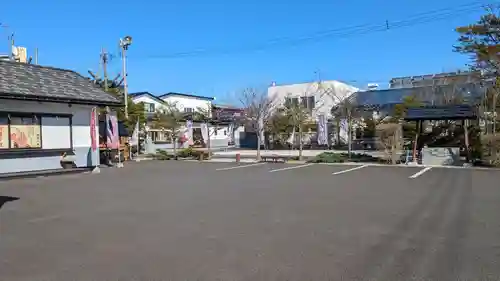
[285,97,299,108]
[300,97,308,108]
[9,114,42,148]
[184,107,194,113]
[149,130,171,143]
[307,96,315,110]
[144,103,155,113]
[298,96,315,112]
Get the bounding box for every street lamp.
[119,36,132,119]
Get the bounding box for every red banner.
[90,108,97,152]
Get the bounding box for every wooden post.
[463,119,470,163]
[412,120,420,163]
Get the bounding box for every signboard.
[0,118,8,149]
[10,116,41,148]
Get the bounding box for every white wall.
[132,94,213,116]
[41,116,71,149]
[132,95,165,113]
[0,100,94,149]
[0,100,97,173]
[268,80,358,120]
[162,95,212,115]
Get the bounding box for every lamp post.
[119,36,132,120]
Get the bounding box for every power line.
[135,1,497,60]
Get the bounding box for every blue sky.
[0,0,489,104]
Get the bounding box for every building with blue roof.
[348,71,486,113]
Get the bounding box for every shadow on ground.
[0,196,19,210]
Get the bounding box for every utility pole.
[34,47,38,64]
[119,36,132,120]
[8,32,14,60]
[100,48,109,91]
[121,48,128,119]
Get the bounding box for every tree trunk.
[494,80,498,136]
[464,120,470,163]
[206,122,212,159]
[347,113,352,158]
[256,133,262,161]
[391,130,399,165]
[173,137,177,159]
[298,124,303,161]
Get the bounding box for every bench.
[261,155,289,163]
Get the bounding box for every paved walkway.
[212,149,388,158]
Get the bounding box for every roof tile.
[0,60,121,105]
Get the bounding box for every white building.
[267,81,359,145]
[267,80,358,120]
[130,92,243,149]
[0,60,121,175]
[131,92,214,116]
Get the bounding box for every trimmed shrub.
[177,147,194,158]
[307,152,386,163]
[155,149,173,160]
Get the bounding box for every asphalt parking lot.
[0,161,499,281]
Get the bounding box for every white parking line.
[215,162,266,171]
[332,165,369,175]
[409,167,432,179]
[28,215,63,223]
[269,163,315,173]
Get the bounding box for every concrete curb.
[319,162,500,171]
[134,157,500,171]
[0,167,93,181]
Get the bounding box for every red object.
[179,134,188,143]
[90,108,97,151]
[236,153,241,163]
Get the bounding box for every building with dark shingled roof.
[0,60,122,175]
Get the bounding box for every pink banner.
[90,108,97,152]
[106,114,120,149]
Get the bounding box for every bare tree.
[239,88,276,161]
[284,103,309,160]
[481,134,500,165]
[376,123,403,164]
[151,101,184,157]
[194,105,214,158]
[330,93,357,154]
[323,83,359,151]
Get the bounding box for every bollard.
[199,152,204,161]
[236,153,241,163]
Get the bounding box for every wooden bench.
[261,155,289,163]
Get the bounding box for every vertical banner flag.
[130,121,139,146]
[258,117,265,145]
[200,122,208,144]
[287,127,295,145]
[186,120,193,145]
[317,114,328,145]
[90,107,97,152]
[228,123,234,144]
[106,114,120,149]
